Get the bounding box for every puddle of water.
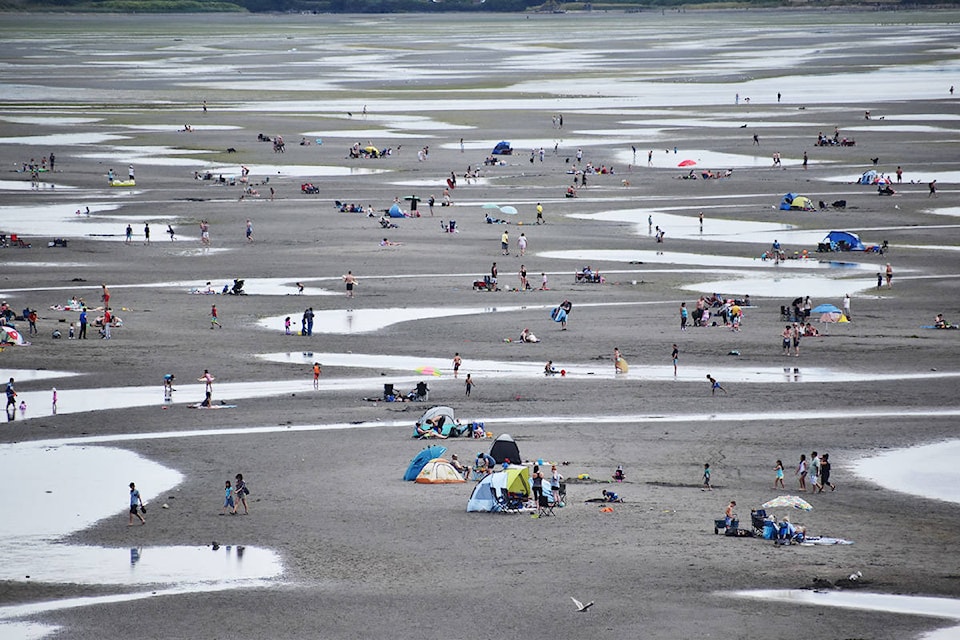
[538,249,870,270]
[113,124,242,132]
[0,262,91,268]
[258,352,960,386]
[924,207,960,218]
[0,621,58,640]
[821,171,960,184]
[846,124,957,134]
[682,274,879,298]
[0,133,128,146]
[0,179,75,191]
[0,202,159,240]
[0,115,101,125]
[0,444,182,540]
[256,304,532,334]
[2,543,280,586]
[734,589,960,623]
[203,163,390,177]
[0,369,78,383]
[615,148,816,169]
[854,440,960,506]
[301,128,431,140]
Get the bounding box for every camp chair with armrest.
[537,494,556,517]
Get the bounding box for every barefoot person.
[707,374,726,395]
[129,482,145,526]
[343,271,358,298]
[312,362,322,390]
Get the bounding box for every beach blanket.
[802,536,854,545]
[188,403,237,410]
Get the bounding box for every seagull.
[571,597,594,612]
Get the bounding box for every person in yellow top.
[312,362,322,390]
[536,203,544,224]
[500,230,509,255]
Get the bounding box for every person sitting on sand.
[601,489,624,503]
[545,361,558,375]
[934,314,956,329]
[450,454,470,480]
[520,328,539,343]
[380,238,401,247]
[803,323,820,337]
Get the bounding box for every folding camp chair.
[537,494,555,517]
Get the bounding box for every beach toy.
[560,369,566,376]
[485,431,493,438]
[577,473,590,480]
[600,506,614,513]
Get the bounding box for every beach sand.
[1,11,960,639]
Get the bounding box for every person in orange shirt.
[312,362,322,390]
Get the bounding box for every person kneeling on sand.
[545,361,558,375]
[601,489,623,503]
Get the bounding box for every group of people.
[780,452,837,492]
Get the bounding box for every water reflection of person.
[130,547,142,566]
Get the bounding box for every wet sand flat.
[1,10,960,640]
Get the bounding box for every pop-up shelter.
[489,433,521,464]
[466,466,531,512]
[823,231,866,251]
[492,141,512,155]
[388,203,404,218]
[415,458,465,484]
[403,445,447,481]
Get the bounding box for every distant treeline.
[2,0,959,12]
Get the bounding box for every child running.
[774,459,785,489]
[707,374,726,395]
[313,362,322,390]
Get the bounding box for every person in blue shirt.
[129,482,145,525]
[78,309,88,339]
[222,480,235,515]
[601,490,623,502]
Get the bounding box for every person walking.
[125,224,133,244]
[885,263,893,288]
[233,473,249,514]
[221,480,235,515]
[343,271,357,298]
[500,230,509,256]
[796,454,808,491]
[78,308,88,339]
[5,378,16,420]
[808,450,820,493]
[702,463,712,491]
[246,219,253,242]
[802,151,808,169]
[680,302,688,331]
[452,353,462,378]
[536,203,544,224]
[672,344,679,376]
[843,294,852,320]
[313,362,322,390]
[129,482,145,526]
[517,233,527,257]
[143,222,150,245]
[167,224,176,241]
[928,180,937,197]
[817,453,836,491]
[707,374,726,395]
[210,304,221,329]
[774,459,785,489]
[27,309,38,335]
[464,373,474,396]
[792,323,802,357]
